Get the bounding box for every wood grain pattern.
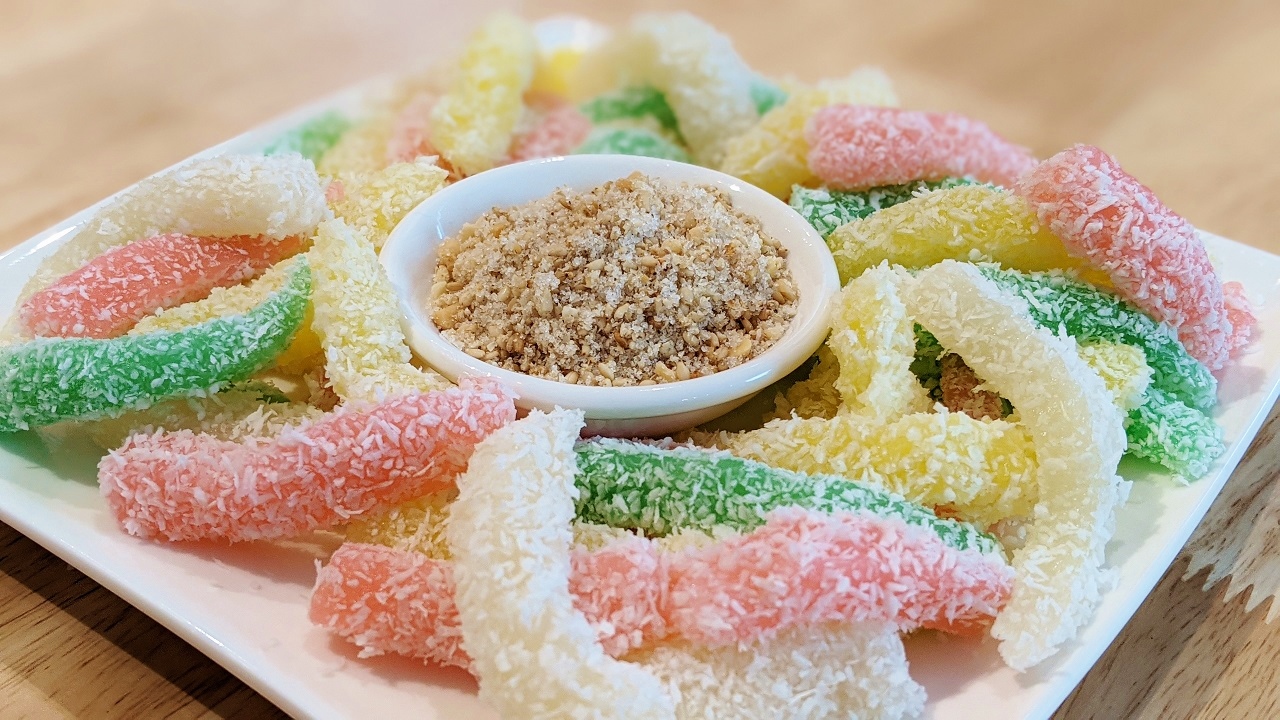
[0,1,1276,718]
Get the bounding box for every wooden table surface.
[1,1,1276,717]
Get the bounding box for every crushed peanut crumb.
[429,172,797,386]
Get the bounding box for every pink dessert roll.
[20,233,303,339]
[386,93,441,165]
[310,509,1013,668]
[805,104,1037,190]
[99,377,515,542]
[1222,281,1256,357]
[665,508,1012,642]
[506,95,592,163]
[310,543,469,668]
[1016,144,1243,370]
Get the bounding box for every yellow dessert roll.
[1077,341,1153,412]
[332,158,449,251]
[85,384,325,450]
[309,219,450,402]
[828,264,930,419]
[429,13,536,176]
[826,184,1093,284]
[768,345,842,421]
[346,489,458,559]
[707,410,1038,528]
[530,47,585,98]
[317,111,397,176]
[720,68,899,198]
[904,260,1127,671]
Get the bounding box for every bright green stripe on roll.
[980,266,1217,411]
[790,178,975,238]
[0,260,311,432]
[264,111,352,163]
[574,438,1003,556]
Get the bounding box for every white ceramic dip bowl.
[380,155,840,436]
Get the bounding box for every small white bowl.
[380,155,839,437]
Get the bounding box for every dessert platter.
[1,12,1278,720]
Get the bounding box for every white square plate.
[2,17,1278,720]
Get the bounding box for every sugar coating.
[445,409,675,719]
[129,255,321,373]
[264,111,352,162]
[574,439,1004,556]
[0,261,310,433]
[631,621,925,720]
[579,86,682,137]
[429,14,536,176]
[905,260,1128,670]
[313,508,1012,667]
[505,96,592,163]
[824,184,1091,284]
[330,158,449,251]
[1016,145,1235,369]
[85,382,324,450]
[309,219,451,403]
[574,127,692,162]
[705,409,1037,528]
[21,233,302,339]
[5,153,326,340]
[789,178,973,238]
[807,104,1037,190]
[621,13,759,166]
[1127,387,1224,478]
[98,377,515,542]
[720,69,899,198]
[979,266,1217,412]
[828,265,932,419]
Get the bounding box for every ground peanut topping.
[429,172,798,386]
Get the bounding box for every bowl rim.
[379,155,840,419]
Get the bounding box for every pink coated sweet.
[1222,281,1256,358]
[325,179,346,204]
[1016,145,1235,369]
[309,543,470,668]
[99,377,516,542]
[309,509,1012,668]
[805,104,1037,190]
[20,233,303,339]
[665,509,1012,642]
[385,93,440,165]
[385,93,461,180]
[506,95,592,163]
